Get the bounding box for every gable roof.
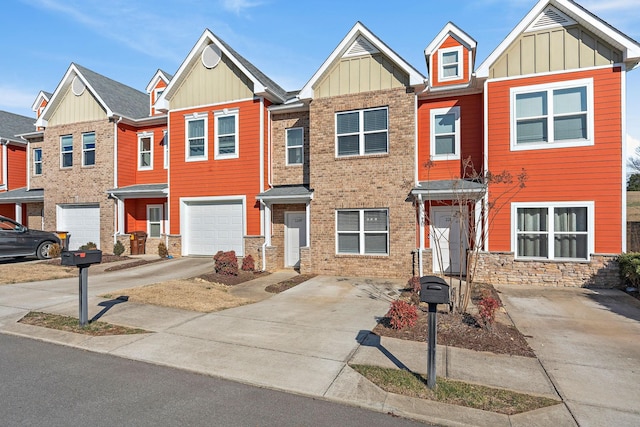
[31,90,52,112]
[298,22,426,100]
[145,69,173,93]
[36,63,149,126]
[424,22,477,72]
[0,110,34,144]
[157,29,287,109]
[476,0,640,78]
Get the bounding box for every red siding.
[7,145,27,189]
[168,98,267,236]
[417,94,483,181]
[117,123,168,188]
[0,204,14,218]
[432,36,471,88]
[124,198,166,233]
[487,67,623,253]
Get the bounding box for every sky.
[2,0,639,156]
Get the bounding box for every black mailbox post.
[420,276,450,389]
[61,250,103,326]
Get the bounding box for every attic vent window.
[202,44,222,69]
[527,6,576,32]
[71,76,85,96]
[345,36,379,57]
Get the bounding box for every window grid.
[336,107,388,157]
[186,116,207,161]
[439,47,463,81]
[60,135,73,168]
[336,209,389,256]
[430,107,460,160]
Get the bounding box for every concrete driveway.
[496,285,640,426]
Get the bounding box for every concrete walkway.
[2,259,636,425]
[497,285,640,426]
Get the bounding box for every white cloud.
[580,0,640,13]
[0,86,36,111]
[220,0,263,14]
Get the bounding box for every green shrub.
[213,250,238,276]
[79,242,97,250]
[113,241,125,256]
[241,254,255,271]
[158,241,168,258]
[618,253,640,287]
[387,300,418,330]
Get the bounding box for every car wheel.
[37,241,55,260]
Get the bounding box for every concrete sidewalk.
[0,262,591,426]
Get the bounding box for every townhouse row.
[1,0,639,286]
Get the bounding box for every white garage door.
[184,201,243,256]
[57,204,101,250]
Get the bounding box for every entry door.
[431,207,467,274]
[285,212,306,268]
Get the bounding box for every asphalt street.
[0,334,431,427]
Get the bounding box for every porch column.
[418,194,425,277]
[117,198,125,235]
[14,203,23,223]
[264,203,272,246]
[474,198,483,250]
[305,201,311,247]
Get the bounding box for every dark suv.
[0,216,61,260]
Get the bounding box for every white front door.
[431,206,467,274]
[285,212,306,268]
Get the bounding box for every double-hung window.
[33,148,42,176]
[82,132,95,166]
[336,107,388,157]
[286,127,303,165]
[514,202,593,261]
[511,79,593,150]
[147,204,163,238]
[439,46,463,81]
[186,114,207,161]
[430,106,460,160]
[60,135,73,168]
[138,132,153,170]
[214,109,239,159]
[336,209,389,255]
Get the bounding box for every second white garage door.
[57,204,101,250]
[183,200,244,256]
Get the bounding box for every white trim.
[163,129,169,169]
[33,147,43,176]
[284,211,307,267]
[438,46,464,83]
[1,144,6,188]
[259,97,264,193]
[285,127,304,166]
[147,204,164,238]
[621,64,627,252]
[60,134,73,169]
[511,201,595,261]
[167,98,255,115]
[483,79,490,250]
[335,106,388,157]
[213,108,239,160]
[185,113,208,162]
[137,131,154,171]
[81,132,96,167]
[335,208,389,256]
[509,78,594,151]
[430,106,461,160]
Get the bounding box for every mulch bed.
[198,270,269,286]
[373,281,536,358]
[46,254,131,266]
[265,274,317,293]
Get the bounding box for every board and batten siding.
[314,53,409,98]
[486,67,623,254]
[167,99,265,236]
[169,52,254,110]
[47,85,106,126]
[490,25,622,79]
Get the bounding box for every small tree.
[628,173,640,191]
[158,241,169,258]
[113,241,125,256]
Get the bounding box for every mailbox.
[61,250,103,267]
[419,276,450,305]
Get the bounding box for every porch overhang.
[256,185,314,205]
[0,187,44,203]
[107,183,168,199]
[411,179,486,201]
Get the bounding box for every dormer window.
[439,46,463,81]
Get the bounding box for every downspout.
[621,63,628,252]
[112,115,122,244]
[482,78,490,251]
[268,107,272,187]
[418,193,425,277]
[26,140,31,191]
[260,200,271,271]
[1,140,8,191]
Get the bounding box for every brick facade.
[308,87,416,279]
[244,235,265,270]
[40,120,115,252]
[271,111,310,185]
[26,202,44,230]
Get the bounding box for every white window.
[430,106,460,160]
[163,130,169,169]
[138,132,154,170]
[439,46,463,81]
[513,202,593,261]
[82,132,95,166]
[33,148,42,176]
[336,209,389,255]
[185,114,207,161]
[511,79,593,150]
[147,204,163,238]
[336,107,388,157]
[60,135,73,168]
[214,109,239,159]
[286,127,304,165]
